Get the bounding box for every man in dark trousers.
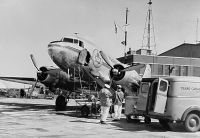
[99,84,112,124]
[113,85,124,121]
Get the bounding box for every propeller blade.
[29,79,38,97]
[30,54,39,71]
[109,78,113,87]
[99,51,114,68]
[121,64,145,72]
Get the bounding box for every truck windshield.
[159,80,168,92]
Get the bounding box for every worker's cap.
[117,85,122,88]
[104,84,110,89]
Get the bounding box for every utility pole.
[147,0,152,50]
[124,8,129,63]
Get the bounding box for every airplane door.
[154,78,169,114]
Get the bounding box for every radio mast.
[124,8,129,57]
[142,0,157,55]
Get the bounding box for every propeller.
[99,50,145,87]
[29,79,39,97]
[30,54,39,71]
[99,51,125,85]
[29,54,43,96]
[99,51,114,68]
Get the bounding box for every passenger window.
[159,80,167,92]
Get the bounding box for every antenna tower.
[124,8,129,57]
[142,0,157,55]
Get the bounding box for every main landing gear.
[55,95,68,111]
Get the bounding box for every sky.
[0,0,200,88]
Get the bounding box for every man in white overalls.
[99,84,112,124]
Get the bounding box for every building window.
[175,66,181,76]
[164,65,170,76]
[193,67,200,77]
[181,66,188,76]
[158,64,163,75]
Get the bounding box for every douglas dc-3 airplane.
[48,34,151,102]
[0,54,99,110]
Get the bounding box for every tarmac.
[0,97,200,138]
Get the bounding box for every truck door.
[137,82,151,111]
[154,78,169,114]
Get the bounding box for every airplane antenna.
[141,0,157,55]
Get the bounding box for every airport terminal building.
[118,43,200,77]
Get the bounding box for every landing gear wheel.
[144,117,151,124]
[80,105,90,117]
[126,115,140,123]
[159,119,170,130]
[55,95,67,111]
[126,115,132,123]
[184,113,200,132]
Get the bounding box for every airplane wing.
[0,76,44,87]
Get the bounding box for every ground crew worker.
[113,85,124,121]
[99,84,112,124]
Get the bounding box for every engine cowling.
[109,64,126,81]
[36,66,70,90]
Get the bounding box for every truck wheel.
[159,119,170,130]
[144,117,151,124]
[184,113,200,132]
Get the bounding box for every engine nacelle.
[110,64,125,81]
[37,67,71,90]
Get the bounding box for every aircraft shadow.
[0,102,54,112]
[0,101,80,113]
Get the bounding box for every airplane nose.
[47,43,57,59]
[48,42,56,48]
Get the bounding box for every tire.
[55,95,67,111]
[144,117,151,124]
[80,105,90,117]
[126,115,132,123]
[184,113,200,132]
[159,119,170,130]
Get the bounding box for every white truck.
[133,76,200,132]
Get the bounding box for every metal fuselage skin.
[48,36,141,94]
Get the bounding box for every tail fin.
[142,64,151,78]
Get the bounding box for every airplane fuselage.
[48,36,141,95]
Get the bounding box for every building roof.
[159,43,200,58]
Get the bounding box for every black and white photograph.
[0,0,200,137]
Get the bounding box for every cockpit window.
[79,41,84,47]
[74,39,78,44]
[60,37,84,48]
[61,38,73,43]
